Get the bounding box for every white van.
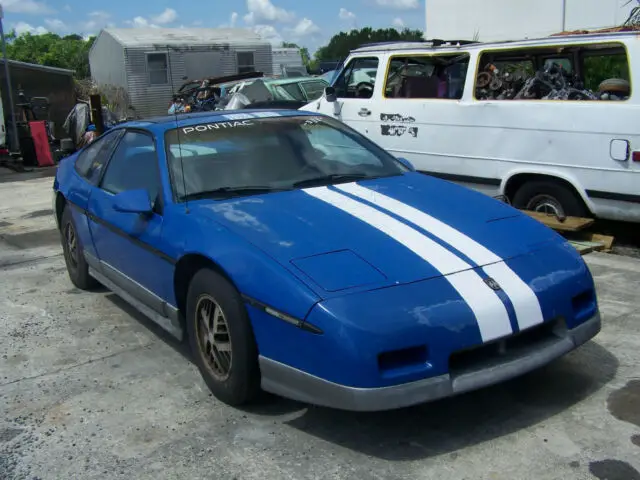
[301,32,640,223]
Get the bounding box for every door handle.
[358,108,371,117]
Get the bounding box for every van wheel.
[512,180,588,218]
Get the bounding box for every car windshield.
[165,114,407,201]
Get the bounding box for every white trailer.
[272,48,307,77]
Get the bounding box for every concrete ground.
[0,175,639,480]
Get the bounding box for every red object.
[632,151,640,163]
[28,121,54,167]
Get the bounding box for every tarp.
[28,121,54,167]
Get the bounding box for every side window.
[475,42,630,101]
[302,120,384,169]
[384,54,470,99]
[74,130,123,184]
[147,53,169,86]
[100,131,161,205]
[301,81,328,100]
[278,83,305,101]
[237,52,255,74]
[333,57,379,99]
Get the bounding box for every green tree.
[314,27,424,62]
[3,31,95,78]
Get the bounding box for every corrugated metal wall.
[88,32,127,88]
[124,43,273,119]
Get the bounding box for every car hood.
[194,172,561,298]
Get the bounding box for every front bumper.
[259,310,601,411]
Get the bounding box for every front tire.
[512,180,588,218]
[60,206,99,290]
[186,268,260,406]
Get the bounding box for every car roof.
[119,109,321,131]
[260,77,327,86]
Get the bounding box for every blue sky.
[2,0,425,52]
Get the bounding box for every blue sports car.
[52,110,601,411]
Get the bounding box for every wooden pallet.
[521,211,614,255]
[568,233,615,255]
[522,210,595,232]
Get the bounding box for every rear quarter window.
[475,41,631,101]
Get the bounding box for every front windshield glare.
[165,115,407,201]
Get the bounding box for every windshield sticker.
[223,113,255,120]
[381,113,415,123]
[252,111,281,118]
[303,116,323,126]
[182,120,253,134]
[381,125,419,137]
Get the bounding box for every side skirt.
[87,261,184,341]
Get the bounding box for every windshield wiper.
[182,186,287,201]
[293,173,371,188]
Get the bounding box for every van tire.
[512,180,588,218]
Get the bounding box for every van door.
[371,52,476,186]
[312,56,382,138]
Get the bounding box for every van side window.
[475,42,630,101]
[384,54,470,99]
[333,57,379,99]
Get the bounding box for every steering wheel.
[355,81,374,98]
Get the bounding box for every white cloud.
[80,11,112,33]
[151,8,178,25]
[288,18,320,37]
[12,21,48,35]
[243,0,295,25]
[219,12,240,28]
[192,20,203,26]
[339,8,356,21]
[1,0,54,14]
[44,18,67,31]
[252,24,283,45]
[89,11,111,21]
[375,0,419,9]
[63,4,71,12]
[128,16,160,28]
[392,17,405,28]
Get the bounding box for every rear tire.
[60,206,99,290]
[512,180,588,218]
[186,268,261,406]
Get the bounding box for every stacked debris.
[168,72,264,115]
[475,61,629,101]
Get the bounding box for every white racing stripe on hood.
[303,186,513,342]
[335,182,544,331]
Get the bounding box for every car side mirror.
[325,86,337,103]
[397,156,415,171]
[113,189,153,215]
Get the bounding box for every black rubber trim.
[585,189,640,204]
[66,200,177,265]
[419,170,501,186]
[242,294,323,334]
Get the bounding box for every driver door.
[86,129,174,314]
[324,56,381,139]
